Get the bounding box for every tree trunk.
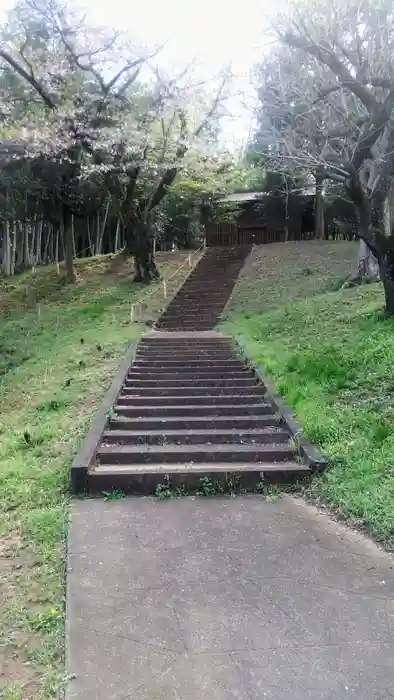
[11,222,16,274]
[380,250,394,314]
[62,209,76,283]
[87,217,94,256]
[37,220,43,264]
[2,221,12,276]
[314,170,325,239]
[23,222,30,268]
[114,219,120,252]
[55,228,59,267]
[130,218,160,283]
[124,216,150,282]
[97,198,110,255]
[383,178,394,237]
[357,239,380,280]
[134,225,151,283]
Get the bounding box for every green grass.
[222,241,394,548]
[229,240,357,314]
[0,251,193,699]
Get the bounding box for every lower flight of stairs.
[155,245,251,331]
[86,333,311,493]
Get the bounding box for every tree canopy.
[0,0,244,281]
[251,0,394,310]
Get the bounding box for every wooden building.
[205,190,315,247]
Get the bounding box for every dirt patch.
[0,536,41,694]
[0,654,40,696]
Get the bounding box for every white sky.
[0,0,270,150]
[87,0,269,150]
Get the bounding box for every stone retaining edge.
[70,341,139,493]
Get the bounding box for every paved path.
[67,496,394,700]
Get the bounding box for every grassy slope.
[0,251,194,700]
[222,241,394,548]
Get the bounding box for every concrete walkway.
[66,496,394,700]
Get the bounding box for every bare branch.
[282,31,380,113]
[0,49,55,109]
[193,70,229,139]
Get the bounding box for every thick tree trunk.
[123,221,134,256]
[62,209,76,283]
[314,170,325,239]
[380,250,394,314]
[124,216,159,283]
[134,226,152,283]
[383,178,394,237]
[357,239,380,280]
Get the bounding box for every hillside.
[228,240,358,313]
[0,251,196,700]
[222,241,394,547]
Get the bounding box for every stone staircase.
[87,334,311,493]
[74,245,319,493]
[156,245,251,331]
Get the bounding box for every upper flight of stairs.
[155,245,251,331]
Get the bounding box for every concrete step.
[97,443,296,465]
[138,343,233,351]
[124,378,258,388]
[114,403,275,417]
[161,292,229,299]
[157,309,224,317]
[139,344,230,351]
[135,352,235,361]
[91,461,308,477]
[156,316,222,321]
[157,314,223,319]
[163,290,230,298]
[102,427,289,445]
[138,342,231,350]
[167,293,230,300]
[157,302,227,310]
[160,309,227,316]
[157,310,224,316]
[122,385,262,397]
[155,325,222,331]
[161,305,227,313]
[156,319,223,327]
[88,461,309,494]
[156,325,220,331]
[131,360,245,369]
[127,369,254,378]
[109,414,281,431]
[117,394,267,406]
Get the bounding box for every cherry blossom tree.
[0,0,231,282]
